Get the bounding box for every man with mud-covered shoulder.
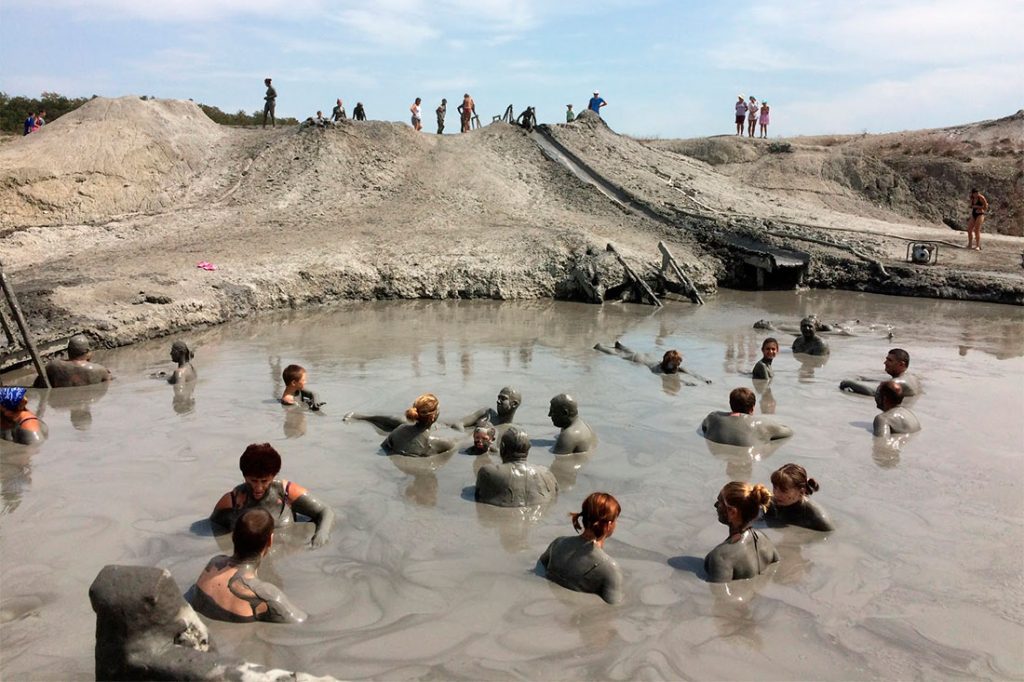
[475,427,558,507]
[791,317,830,356]
[840,348,921,397]
[33,334,113,388]
[702,387,793,447]
[872,381,921,438]
[549,393,597,454]
[455,386,521,431]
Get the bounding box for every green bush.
[768,142,793,154]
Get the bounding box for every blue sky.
[2,0,1021,138]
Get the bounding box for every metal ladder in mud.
[0,260,51,386]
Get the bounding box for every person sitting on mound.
[475,427,558,507]
[701,387,793,447]
[539,492,623,604]
[705,481,779,582]
[211,443,335,549]
[34,334,113,387]
[346,393,458,456]
[187,508,306,623]
[0,387,47,445]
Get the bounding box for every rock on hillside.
[0,97,232,232]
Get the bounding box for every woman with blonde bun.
[344,393,457,456]
[764,463,834,531]
[705,482,779,582]
[539,492,623,603]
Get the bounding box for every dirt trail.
[0,97,1021,353]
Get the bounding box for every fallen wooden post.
[658,241,704,305]
[606,243,662,307]
[0,260,50,387]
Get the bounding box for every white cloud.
[51,0,324,21]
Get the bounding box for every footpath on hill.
[0,97,1021,351]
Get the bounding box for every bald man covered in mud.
[792,316,831,356]
[873,380,921,437]
[840,348,921,397]
[702,387,793,447]
[549,393,597,454]
[455,386,521,431]
[33,334,113,388]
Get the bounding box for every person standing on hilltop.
[747,96,758,138]
[588,91,607,115]
[566,104,576,122]
[735,96,747,135]
[331,99,346,122]
[759,101,770,138]
[353,102,366,121]
[262,78,277,128]
[458,93,475,133]
[967,188,988,251]
[410,97,423,131]
[436,98,447,134]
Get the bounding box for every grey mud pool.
[1,290,1022,680]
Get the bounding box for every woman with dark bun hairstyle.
[705,482,779,582]
[764,463,835,531]
[539,492,623,604]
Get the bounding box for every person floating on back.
[211,443,335,549]
[539,492,623,604]
[187,508,307,623]
[705,482,779,582]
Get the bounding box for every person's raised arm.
[288,484,335,549]
[344,413,404,431]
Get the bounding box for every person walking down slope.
[436,98,447,134]
[458,93,475,133]
[410,97,423,131]
[735,95,746,135]
[263,78,277,128]
[588,91,606,115]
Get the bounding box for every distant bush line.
[0,92,298,132]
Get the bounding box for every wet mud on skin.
[1,291,1022,680]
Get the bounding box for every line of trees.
[0,92,298,132]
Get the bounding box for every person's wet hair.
[473,423,496,442]
[888,348,910,368]
[729,387,756,413]
[406,393,439,425]
[719,481,771,525]
[571,492,621,540]
[171,340,194,361]
[239,443,282,477]
[232,508,274,557]
[877,380,904,406]
[500,426,531,460]
[762,337,779,350]
[662,350,682,366]
[771,463,820,496]
[551,393,579,418]
[282,364,305,385]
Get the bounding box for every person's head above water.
[239,443,282,501]
[499,426,531,463]
[799,317,817,339]
[0,387,28,413]
[770,463,820,505]
[473,423,496,451]
[728,387,756,414]
[282,364,306,387]
[170,340,194,364]
[548,393,579,427]
[761,337,779,359]
[884,348,910,377]
[67,334,92,360]
[660,350,682,373]
[715,481,771,529]
[571,492,620,541]
[875,380,904,410]
[232,508,274,559]
[496,386,521,414]
[406,393,440,426]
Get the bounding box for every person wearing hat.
[262,78,277,129]
[588,91,606,115]
[33,334,113,388]
[735,95,747,135]
[0,387,47,445]
[565,104,576,123]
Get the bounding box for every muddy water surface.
[1,291,1022,680]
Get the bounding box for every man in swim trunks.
[186,508,306,623]
[458,93,474,133]
[33,334,113,387]
[701,387,793,447]
[967,188,988,251]
[0,387,47,445]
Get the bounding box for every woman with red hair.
[539,492,623,604]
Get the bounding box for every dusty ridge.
[0,98,1021,354]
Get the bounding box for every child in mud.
[539,492,623,604]
[705,481,779,582]
[752,338,779,380]
[0,387,47,445]
[280,364,324,411]
[466,422,497,455]
[764,463,834,531]
[211,443,335,549]
[187,508,307,623]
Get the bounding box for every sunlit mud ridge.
[0,97,1021,351]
